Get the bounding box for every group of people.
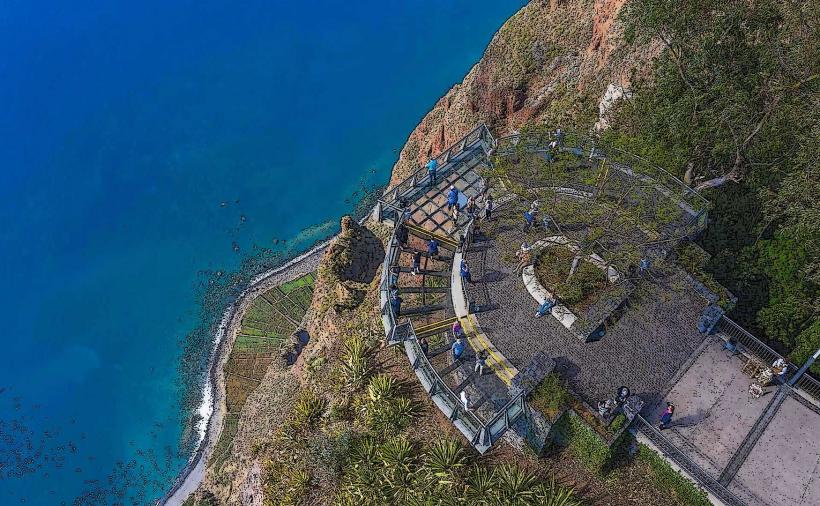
[449,319,488,378]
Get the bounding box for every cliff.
[389,0,658,185]
[186,1,663,503]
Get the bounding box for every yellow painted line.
[404,222,459,248]
[414,316,458,333]
[461,315,518,385]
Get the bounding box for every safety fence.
[378,124,495,213]
[377,205,528,453]
[495,130,710,242]
[634,415,747,506]
[715,315,820,404]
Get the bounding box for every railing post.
[789,349,820,386]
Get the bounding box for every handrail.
[716,315,820,405]
[494,130,710,235]
[382,124,496,206]
[634,415,747,506]
[496,129,709,209]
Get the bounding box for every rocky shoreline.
[161,242,328,505]
[164,1,648,502]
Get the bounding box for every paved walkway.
[656,337,820,506]
[465,203,709,407]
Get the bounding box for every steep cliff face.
[389,0,658,185]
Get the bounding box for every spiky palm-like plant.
[533,478,581,506]
[367,373,396,403]
[423,439,468,488]
[378,437,417,504]
[495,464,538,504]
[465,465,497,505]
[293,391,326,428]
[341,337,375,389]
[342,437,383,504]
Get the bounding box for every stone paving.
[655,336,820,506]
[465,203,710,408]
[731,395,820,506]
[659,338,771,476]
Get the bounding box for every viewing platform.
[375,124,820,506]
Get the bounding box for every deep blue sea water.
[0,1,519,503]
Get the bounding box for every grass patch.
[529,373,570,421]
[636,443,710,506]
[535,247,609,309]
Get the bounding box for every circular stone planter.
[521,236,621,341]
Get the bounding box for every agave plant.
[495,463,538,503]
[367,373,396,403]
[533,477,581,506]
[423,439,468,488]
[293,391,327,428]
[341,337,375,389]
[378,437,418,504]
[465,465,497,505]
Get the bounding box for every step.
[397,267,450,277]
[400,304,447,316]
[404,222,459,249]
[398,286,449,294]
[414,316,459,334]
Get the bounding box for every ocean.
[0,1,519,503]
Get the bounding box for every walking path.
[161,243,327,505]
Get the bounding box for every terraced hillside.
[209,272,316,471]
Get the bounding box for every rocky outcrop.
[324,216,385,310]
[389,0,659,186]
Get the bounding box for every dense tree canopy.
[606,0,819,368]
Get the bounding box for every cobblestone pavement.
[466,204,710,407]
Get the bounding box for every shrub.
[293,391,326,429]
[423,438,468,488]
[608,413,627,434]
[367,374,396,403]
[341,337,375,389]
[365,396,416,436]
[529,373,570,420]
[495,463,538,503]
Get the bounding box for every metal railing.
[495,129,710,239]
[716,315,820,405]
[795,374,820,401]
[634,415,747,506]
[715,316,784,366]
[381,124,495,208]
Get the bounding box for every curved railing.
[495,129,710,240]
[379,124,495,211]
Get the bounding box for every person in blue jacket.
[460,259,473,284]
[427,158,438,186]
[534,297,556,318]
[390,293,402,316]
[427,238,439,260]
[523,210,536,232]
[447,186,459,210]
[452,337,466,361]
